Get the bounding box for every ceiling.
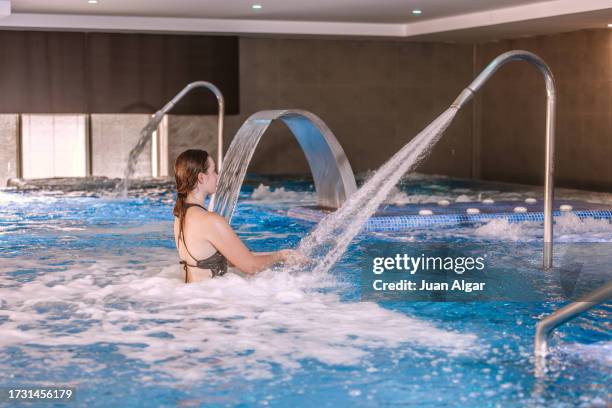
[9,0,547,24]
[411,7,612,42]
[1,0,612,41]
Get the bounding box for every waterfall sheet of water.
[117,112,164,197]
[213,121,270,219]
[297,107,459,275]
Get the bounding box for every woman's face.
[198,156,218,195]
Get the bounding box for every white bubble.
[0,249,478,383]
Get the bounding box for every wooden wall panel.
[160,35,239,115]
[0,31,239,114]
[0,31,87,112]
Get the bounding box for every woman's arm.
[201,212,289,274]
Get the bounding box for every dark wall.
[475,29,612,192]
[0,31,239,114]
[0,31,87,113]
[226,38,475,177]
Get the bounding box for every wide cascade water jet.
[213,110,357,219]
[298,107,458,275]
[213,117,271,217]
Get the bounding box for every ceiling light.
[412,9,422,15]
[252,4,262,9]
[88,0,98,3]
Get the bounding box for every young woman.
[173,149,303,283]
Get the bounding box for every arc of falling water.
[297,50,556,275]
[120,81,225,210]
[213,109,358,222]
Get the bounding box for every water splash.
[298,107,459,275]
[0,250,477,383]
[247,184,314,204]
[473,213,612,243]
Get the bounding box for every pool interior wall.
[0,174,610,407]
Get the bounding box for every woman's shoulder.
[181,210,231,244]
[202,211,229,228]
[182,207,228,227]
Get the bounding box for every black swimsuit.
[178,203,228,282]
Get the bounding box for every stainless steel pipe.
[214,109,358,221]
[148,81,225,209]
[451,50,556,269]
[534,281,612,358]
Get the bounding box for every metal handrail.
[150,81,225,209]
[534,281,612,358]
[450,50,556,269]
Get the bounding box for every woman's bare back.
[173,208,218,281]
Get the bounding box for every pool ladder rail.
[534,281,612,371]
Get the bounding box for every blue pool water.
[0,175,610,407]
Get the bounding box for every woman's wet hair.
[173,149,210,222]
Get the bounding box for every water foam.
[0,249,477,383]
[474,213,612,242]
[248,184,315,204]
[558,342,612,367]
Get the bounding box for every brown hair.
[173,149,210,224]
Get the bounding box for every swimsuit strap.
[179,203,208,263]
[184,203,207,211]
[180,260,194,283]
[178,202,227,281]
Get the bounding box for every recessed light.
[88,0,98,3]
[252,4,262,9]
[412,9,422,15]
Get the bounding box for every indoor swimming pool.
[0,175,610,407]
